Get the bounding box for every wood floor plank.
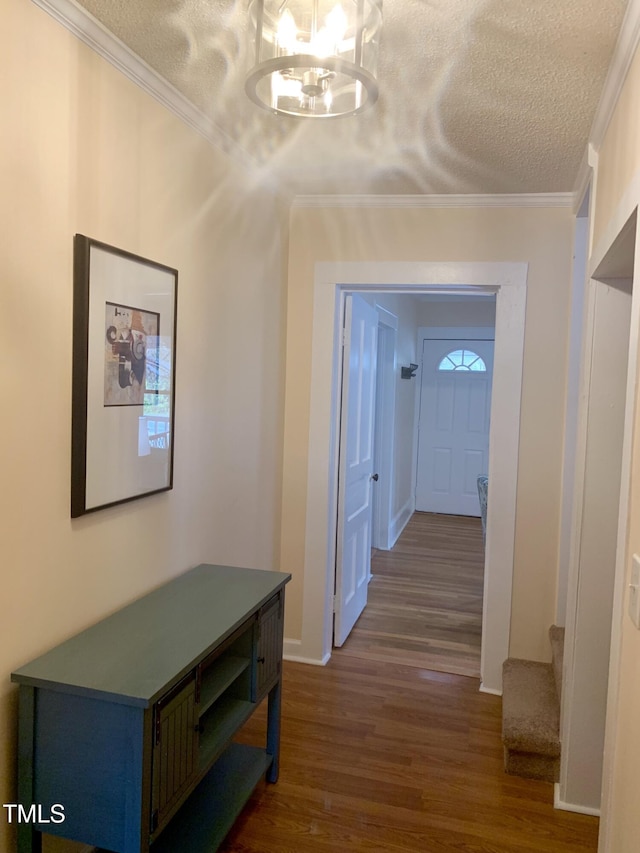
[223,657,598,852]
[337,512,484,677]
[219,513,597,851]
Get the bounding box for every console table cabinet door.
[151,673,199,835]
[256,594,284,701]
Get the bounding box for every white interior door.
[416,338,494,515]
[334,294,378,647]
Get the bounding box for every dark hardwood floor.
[223,656,599,852]
[336,512,484,677]
[222,513,597,852]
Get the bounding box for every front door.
[415,338,494,516]
[334,294,378,647]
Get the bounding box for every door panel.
[463,450,484,493]
[436,380,454,430]
[256,594,283,700]
[152,674,198,833]
[468,380,489,431]
[433,448,452,492]
[335,295,378,647]
[416,338,494,516]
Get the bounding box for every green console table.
[12,564,290,853]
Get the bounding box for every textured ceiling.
[74,0,627,195]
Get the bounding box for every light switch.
[629,554,640,629]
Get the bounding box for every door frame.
[298,261,527,694]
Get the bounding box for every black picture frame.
[71,235,178,517]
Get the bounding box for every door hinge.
[332,594,337,612]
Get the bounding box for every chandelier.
[245,0,382,118]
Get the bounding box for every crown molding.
[589,0,640,150]
[33,0,622,214]
[572,148,592,214]
[571,0,640,203]
[30,0,257,172]
[292,193,575,209]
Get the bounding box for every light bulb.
[326,4,347,42]
[312,4,347,58]
[277,9,298,53]
[313,27,334,58]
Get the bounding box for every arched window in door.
[438,349,487,372]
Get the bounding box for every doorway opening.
[334,295,496,677]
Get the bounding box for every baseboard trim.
[554,784,601,816]
[283,638,330,666]
[389,500,414,549]
[479,683,502,696]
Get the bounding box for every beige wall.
[281,205,573,660]
[593,41,640,853]
[1,2,287,850]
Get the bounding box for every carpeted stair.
[502,625,565,782]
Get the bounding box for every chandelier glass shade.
[245,0,382,118]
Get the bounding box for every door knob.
[371,473,379,481]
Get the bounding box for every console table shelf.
[12,564,290,853]
[198,696,255,770]
[199,656,250,715]
[151,744,272,853]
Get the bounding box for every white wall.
[417,296,497,328]
[1,3,288,851]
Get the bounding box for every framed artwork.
[71,235,178,517]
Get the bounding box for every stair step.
[549,624,565,705]
[502,658,560,783]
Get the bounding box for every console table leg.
[17,826,42,853]
[266,680,281,783]
[17,686,42,853]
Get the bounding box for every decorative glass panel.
[438,349,487,372]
